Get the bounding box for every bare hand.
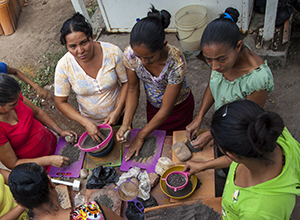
[116,124,131,144]
[84,120,104,143]
[103,110,120,125]
[60,130,78,141]
[36,87,53,101]
[49,155,70,167]
[125,135,144,161]
[84,189,93,203]
[186,119,201,141]
[182,160,206,176]
[191,131,213,150]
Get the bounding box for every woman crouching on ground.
[0,74,76,170]
[117,5,194,161]
[184,100,300,219]
[55,13,128,143]
[186,7,274,149]
[8,162,123,220]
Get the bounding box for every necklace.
[0,114,8,120]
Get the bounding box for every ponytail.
[130,4,171,52]
[211,100,284,158]
[200,7,241,49]
[8,163,51,210]
[247,112,284,155]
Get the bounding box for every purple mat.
[49,137,85,178]
[120,129,166,173]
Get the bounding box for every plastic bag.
[74,192,85,207]
[155,157,174,176]
[290,0,300,12]
[276,2,294,27]
[116,166,151,200]
[86,165,119,189]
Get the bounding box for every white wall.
[97,0,254,32]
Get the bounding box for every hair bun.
[147,4,171,29]
[247,112,284,155]
[13,171,43,196]
[221,7,240,23]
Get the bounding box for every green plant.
[19,45,67,106]
[36,46,67,87]
[87,3,98,17]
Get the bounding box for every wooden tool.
[144,198,222,219]
[55,185,71,209]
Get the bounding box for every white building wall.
[96,0,254,33]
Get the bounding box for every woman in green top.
[186,7,274,149]
[184,100,300,219]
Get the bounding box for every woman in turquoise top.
[184,100,300,220]
[186,7,274,149]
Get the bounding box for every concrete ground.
[0,1,300,219]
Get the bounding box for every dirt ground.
[1,0,299,139]
[1,0,300,218]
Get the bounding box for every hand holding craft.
[185,118,201,142]
[49,155,70,167]
[190,131,212,150]
[103,110,121,125]
[36,86,53,101]
[84,119,104,143]
[182,160,207,176]
[60,130,78,141]
[116,124,131,144]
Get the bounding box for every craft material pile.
[60,143,81,165]
[81,128,111,149]
[131,135,157,163]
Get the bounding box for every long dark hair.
[60,12,93,46]
[130,5,171,52]
[8,163,52,210]
[200,7,241,49]
[0,73,21,106]
[210,100,284,158]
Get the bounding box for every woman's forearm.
[6,64,53,100]
[122,68,140,127]
[0,169,10,184]
[138,107,171,139]
[123,84,140,127]
[0,205,26,220]
[23,97,63,135]
[201,156,232,170]
[113,82,128,116]
[34,109,63,135]
[4,155,54,170]
[8,67,37,88]
[55,99,90,127]
[138,83,182,139]
[15,156,54,167]
[195,84,214,123]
